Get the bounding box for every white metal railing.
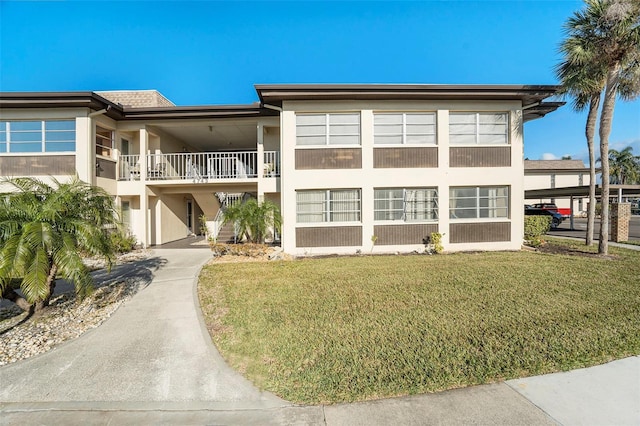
[147,151,258,180]
[118,151,281,181]
[118,155,142,180]
[263,151,280,177]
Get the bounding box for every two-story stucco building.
[0,84,562,254]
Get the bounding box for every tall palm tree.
[0,177,119,313]
[555,54,603,246]
[557,0,640,254]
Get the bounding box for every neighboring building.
[524,159,591,214]
[0,84,562,254]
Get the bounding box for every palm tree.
[555,53,603,246]
[0,177,119,313]
[557,0,640,254]
[223,198,282,244]
[608,146,640,183]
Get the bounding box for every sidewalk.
[1,248,639,425]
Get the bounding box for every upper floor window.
[296,113,360,146]
[449,112,508,145]
[449,186,509,219]
[374,113,436,145]
[374,188,438,222]
[0,120,75,153]
[297,189,361,223]
[96,126,114,158]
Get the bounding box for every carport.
[525,184,640,239]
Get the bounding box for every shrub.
[109,230,137,253]
[524,216,551,247]
[424,232,444,254]
[223,199,282,243]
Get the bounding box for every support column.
[140,190,149,248]
[257,123,265,203]
[139,128,149,182]
[570,195,575,230]
[611,203,631,242]
[75,117,93,183]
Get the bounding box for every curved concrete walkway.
[1,248,639,424]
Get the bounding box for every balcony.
[118,151,280,181]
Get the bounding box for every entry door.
[186,200,194,234]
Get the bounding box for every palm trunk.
[598,65,621,255]
[585,93,600,246]
[34,263,57,313]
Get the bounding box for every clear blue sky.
[1,0,638,161]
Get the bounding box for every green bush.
[109,230,137,253]
[524,216,551,247]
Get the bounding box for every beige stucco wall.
[157,193,190,244]
[280,100,525,255]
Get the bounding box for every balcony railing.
[263,151,280,177]
[117,151,280,181]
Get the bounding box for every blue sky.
[1,1,638,161]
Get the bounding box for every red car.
[532,203,571,218]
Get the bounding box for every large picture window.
[0,120,75,153]
[374,113,436,145]
[374,188,438,221]
[96,126,114,158]
[449,112,508,145]
[296,113,360,146]
[297,189,361,223]
[449,186,509,219]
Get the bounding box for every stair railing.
[211,192,246,243]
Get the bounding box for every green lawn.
[198,239,640,404]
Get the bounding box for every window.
[550,174,556,188]
[374,113,436,145]
[297,189,361,223]
[449,186,509,219]
[121,201,131,230]
[374,188,438,221]
[449,112,508,145]
[296,113,360,146]
[0,122,6,153]
[45,121,76,152]
[0,120,76,153]
[96,126,114,158]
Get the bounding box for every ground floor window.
[374,188,438,221]
[449,186,509,219]
[297,189,361,223]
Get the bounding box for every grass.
[198,239,640,404]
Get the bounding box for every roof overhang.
[120,104,278,120]
[0,92,124,119]
[255,84,564,122]
[0,93,278,121]
[526,185,640,199]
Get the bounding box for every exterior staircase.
[211,192,251,243]
[215,222,237,243]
